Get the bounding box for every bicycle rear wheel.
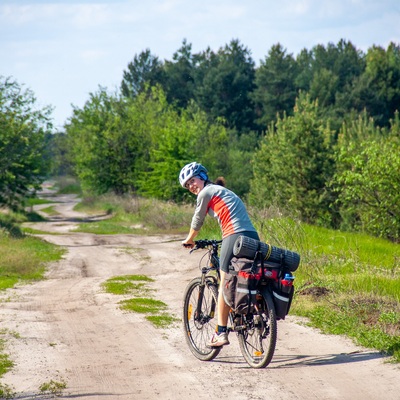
[183,277,221,361]
[237,289,277,368]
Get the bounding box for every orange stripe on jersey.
[208,196,235,237]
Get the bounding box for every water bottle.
[281,273,294,293]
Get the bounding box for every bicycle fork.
[194,268,217,323]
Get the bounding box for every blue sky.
[1,0,399,130]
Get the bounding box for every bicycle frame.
[192,241,220,323]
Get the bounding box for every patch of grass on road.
[102,275,154,296]
[103,275,178,328]
[39,379,67,396]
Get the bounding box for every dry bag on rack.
[223,257,262,314]
[233,235,300,272]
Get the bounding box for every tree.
[294,48,313,92]
[46,131,74,177]
[0,76,52,210]
[334,139,400,241]
[194,39,257,133]
[307,40,365,129]
[333,113,400,240]
[348,43,400,127]
[253,44,298,128]
[121,49,165,98]
[66,87,149,195]
[163,39,195,108]
[138,97,229,202]
[249,93,335,225]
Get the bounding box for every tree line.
[1,38,400,241]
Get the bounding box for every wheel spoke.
[237,292,277,368]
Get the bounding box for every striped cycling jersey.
[191,183,256,238]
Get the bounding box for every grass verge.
[0,233,65,291]
[251,208,400,362]
[0,212,65,382]
[73,194,192,235]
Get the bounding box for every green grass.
[39,379,67,396]
[0,234,65,291]
[0,382,15,400]
[39,205,59,216]
[0,330,14,389]
[73,194,192,235]
[103,274,178,328]
[102,275,154,295]
[54,176,82,195]
[0,212,65,385]
[145,314,178,328]
[0,339,13,376]
[119,297,167,313]
[22,227,58,235]
[24,198,56,207]
[0,212,66,381]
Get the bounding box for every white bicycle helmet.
[179,162,208,188]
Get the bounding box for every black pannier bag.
[272,271,295,320]
[222,257,262,314]
[233,235,300,272]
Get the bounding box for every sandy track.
[0,193,399,399]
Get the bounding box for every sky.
[1,0,399,131]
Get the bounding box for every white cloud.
[80,49,108,63]
[70,4,110,29]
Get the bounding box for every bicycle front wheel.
[237,289,277,368]
[182,277,221,361]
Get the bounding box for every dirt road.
[0,192,399,399]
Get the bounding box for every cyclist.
[180,162,260,347]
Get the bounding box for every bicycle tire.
[182,277,221,361]
[237,289,277,368]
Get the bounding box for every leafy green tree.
[163,39,195,108]
[309,68,338,108]
[46,131,74,177]
[121,49,165,98]
[224,130,259,197]
[138,98,229,201]
[0,76,52,210]
[249,93,335,225]
[67,87,149,195]
[66,85,229,201]
[253,44,298,127]
[294,48,313,92]
[348,43,400,127]
[333,112,400,240]
[194,39,257,133]
[334,138,400,241]
[307,40,365,129]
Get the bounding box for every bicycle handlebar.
[190,239,222,253]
